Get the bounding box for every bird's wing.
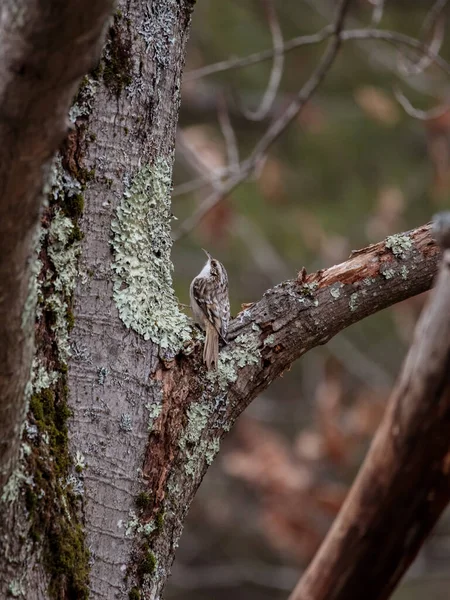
[191,277,223,336]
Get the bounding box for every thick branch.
[289,215,450,600]
[225,223,439,416]
[0,1,114,488]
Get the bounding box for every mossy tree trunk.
[0,2,448,600]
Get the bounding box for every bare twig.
[175,14,450,238]
[185,28,450,82]
[185,26,333,82]
[369,0,385,27]
[398,0,448,76]
[217,94,240,172]
[238,0,285,121]
[288,215,450,600]
[304,0,450,97]
[173,0,352,240]
[393,85,450,121]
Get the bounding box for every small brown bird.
[190,249,230,370]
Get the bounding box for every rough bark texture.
[0,0,114,492]
[67,1,195,598]
[289,222,450,600]
[0,1,114,597]
[134,223,439,598]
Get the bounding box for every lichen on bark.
[111,158,191,352]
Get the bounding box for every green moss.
[135,492,152,511]
[25,379,89,598]
[25,487,38,513]
[66,307,75,332]
[103,13,132,97]
[63,193,84,219]
[129,588,141,600]
[155,510,165,530]
[29,394,44,422]
[138,548,157,579]
[22,150,89,599]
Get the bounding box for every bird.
[190,249,230,370]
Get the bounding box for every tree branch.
[289,214,450,600]
[174,0,352,240]
[185,27,450,82]
[223,223,440,418]
[0,1,114,488]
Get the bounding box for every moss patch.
[26,379,89,599]
[21,153,89,599]
[137,544,157,580]
[103,12,133,97]
[135,492,152,511]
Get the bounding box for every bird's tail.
[204,322,219,370]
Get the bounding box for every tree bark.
[0,1,114,597]
[0,0,114,492]
[289,215,450,600]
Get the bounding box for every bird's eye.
[211,260,216,268]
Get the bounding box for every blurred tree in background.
[170,1,450,598]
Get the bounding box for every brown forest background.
[168,1,450,599]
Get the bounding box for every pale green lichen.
[97,366,109,385]
[120,413,133,432]
[46,294,72,362]
[184,439,213,478]
[145,402,162,432]
[382,268,396,280]
[22,227,43,332]
[47,209,81,295]
[362,277,376,286]
[1,468,32,504]
[125,510,156,538]
[8,579,24,597]
[178,402,224,477]
[385,234,413,258]
[206,332,261,391]
[32,360,60,394]
[69,76,99,122]
[264,334,275,347]
[111,159,190,351]
[330,286,341,299]
[349,292,359,312]
[49,155,83,199]
[125,510,141,536]
[74,451,86,471]
[179,402,212,448]
[401,266,409,280]
[205,438,220,465]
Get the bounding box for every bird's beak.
[201,248,211,260]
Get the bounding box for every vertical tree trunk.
[0,1,195,598]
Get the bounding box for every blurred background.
[169,1,450,598]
